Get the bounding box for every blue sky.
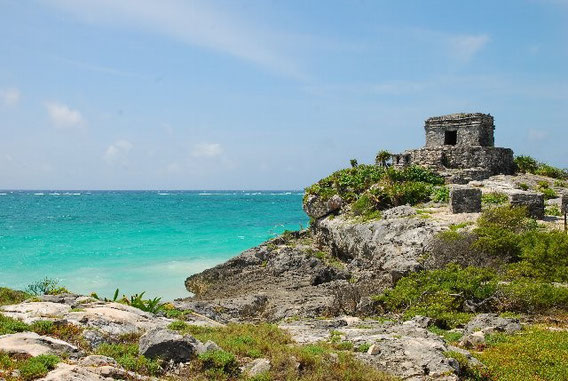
[0,0,567,190]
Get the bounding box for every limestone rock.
[139,328,200,363]
[244,358,271,377]
[78,355,118,367]
[38,363,107,381]
[0,332,80,358]
[464,313,521,335]
[0,302,71,323]
[460,331,485,348]
[303,194,342,219]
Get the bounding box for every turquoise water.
[0,191,308,300]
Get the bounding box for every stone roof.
[426,113,493,123]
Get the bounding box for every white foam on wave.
[158,193,169,196]
[199,192,213,196]
[49,192,60,196]
[34,192,44,196]
[0,193,6,196]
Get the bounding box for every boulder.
[464,313,521,335]
[460,331,485,348]
[0,302,71,323]
[303,194,342,219]
[139,328,200,363]
[0,332,80,358]
[244,358,271,377]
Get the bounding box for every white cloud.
[103,140,133,165]
[45,102,85,129]
[191,143,223,158]
[42,0,305,79]
[0,88,21,107]
[449,34,490,62]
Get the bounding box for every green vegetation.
[0,314,30,335]
[476,327,568,380]
[375,150,392,167]
[304,164,444,204]
[516,182,529,191]
[168,322,395,380]
[374,206,568,327]
[25,278,69,296]
[0,288,30,306]
[0,353,60,381]
[428,326,463,343]
[95,343,162,376]
[514,155,568,179]
[91,289,165,314]
[481,191,508,206]
[545,205,562,216]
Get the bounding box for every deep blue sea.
[0,191,307,300]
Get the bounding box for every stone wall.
[425,113,495,148]
[392,146,515,176]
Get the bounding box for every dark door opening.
[444,130,457,145]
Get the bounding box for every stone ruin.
[384,113,548,218]
[389,113,515,184]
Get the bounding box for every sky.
[0,0,567,190]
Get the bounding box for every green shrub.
[0,287,30,306]
[510,230,568,282]
[516,182,529,191]
[30,320,54,335]
[499,279,568,312]
[373,264,496,328]
[428,326,464,343]
[356,343,371,353]
[444,351,491,380]
[545,205,562,216]
[26,278,68,296]
[198,350,239,377]
[19,354,60,380]
[0,314,30,334]
[473,206,535,260]
[95,343,162,376]
[536,164,568,179]
[514,155,568,179]
[481,192,509,205]
[304,165,443,203]
[541,188,558,200]
[514,155,539,174]
[431,186,450,203]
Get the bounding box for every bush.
[499,279,568,312]
[514,155,539,174]
[431,186,449,203]
[304,165,444,203]
[198,350,239,377]
[510,231,568,282]
[0,314,30,335]
[95,343,162,376]
[373,264,497,328]
[514,155,568,179]
[19,355,60,380]
[473,206,535,260]
[26,278,68,296]
[481,192,508,205]
[0,288,30,306]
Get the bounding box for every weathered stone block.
[562,193,568,214]
[450,186,481,213]
[509,192,545,219]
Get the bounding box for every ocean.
[0,191,308,301]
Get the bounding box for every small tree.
[350,159,358,168]
[376,150,392,167]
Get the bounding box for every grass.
[0,288,30,307]
[168,322,396,380]
[0,353,60,381]
[481,192,509,206]
[476,327,568,380]
[428,326,463,343]
[95,343,162,377]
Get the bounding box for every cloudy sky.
[0,0,567,190]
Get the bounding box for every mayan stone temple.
[390,113,515,184]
